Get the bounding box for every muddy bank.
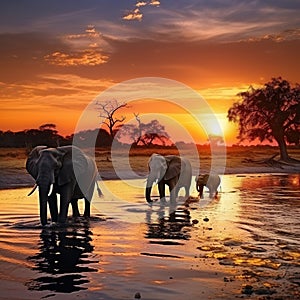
[1,163,300,190]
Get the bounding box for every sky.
[0,0,299,145]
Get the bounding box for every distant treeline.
[0,124,113,148]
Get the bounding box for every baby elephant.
[196,174,221,199]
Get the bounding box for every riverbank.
[0,146,300,189]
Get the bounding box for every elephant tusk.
[48,184,53,196]
[28,184,38,196]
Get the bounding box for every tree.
[96,99,128,140]
[141,120,170,146]
[0,124,68,148]
[118,114,171,147]
[39,123,57,131]
[72,128,112,147]
[227,77,300,162]
[37,123,64,147]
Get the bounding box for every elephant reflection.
[145,205,191,241]
[26,221,97,293]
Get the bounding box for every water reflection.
[26,219,98,294]
[1,175,300,299]
[194,174,300,298]
[240,173,300,190]
[145,205,191,241]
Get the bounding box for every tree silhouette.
[119,114,170,146]
[96,99,128,139]
[228,77,300,162]
[141,119,170,146]
[72,128,112,147]
[0,124,70,148]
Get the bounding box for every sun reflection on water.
[0,173,299,299]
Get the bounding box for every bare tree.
[132,113,145,145]
[96,99,128,139]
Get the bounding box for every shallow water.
[0,174,299,299]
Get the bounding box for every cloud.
[136,1,148,8]
[0,73,114,110]
[123,1,161,22]
[44,25,111,66]
[44,50,109,66]
[242,28,300,42]
[121,1,299,41]
[149,0,160,7]
[123,8,143,21]
[0,72,116,134]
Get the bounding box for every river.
[0,174,299,299]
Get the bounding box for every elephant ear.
[56,146,88,186]
[164,155,182,181]
[26,146,48,179]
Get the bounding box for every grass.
[1,146,300,182]
[0,148,28,170]
[95,145,300,175]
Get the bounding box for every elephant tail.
[96,180,103,197]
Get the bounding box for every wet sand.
[0,174,300,299]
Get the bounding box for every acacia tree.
[96,99,128,139]
[227,77,300,162]
[141,120,170,146]
[119,114,171,146]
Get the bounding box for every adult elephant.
[196,174,220,199]
[26,145,101,226]
[145,153,192,205]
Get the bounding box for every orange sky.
[0,1,299,145]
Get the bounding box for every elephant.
[26,145,101,226]
[196,174,220,199]
[145,153,192,205]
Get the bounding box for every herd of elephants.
[26,145,221,226]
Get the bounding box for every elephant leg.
[168,181,177,204]
[83,185,94,218]
[199,186,204,199]
[184,185,190,199]
[212,189,218,199]
[209,187,215,198]
[71,199,80,218]
[170,188,177,204]
[158,181,166,203]
[168,186,177,213]
[58,186,73,224]
[175,186,180,199]
[83,199,91,218]
[48,193,58,222]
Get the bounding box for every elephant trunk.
[36,171,55,226]
[28,184,38,196]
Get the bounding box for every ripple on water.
[0,175,300,299]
